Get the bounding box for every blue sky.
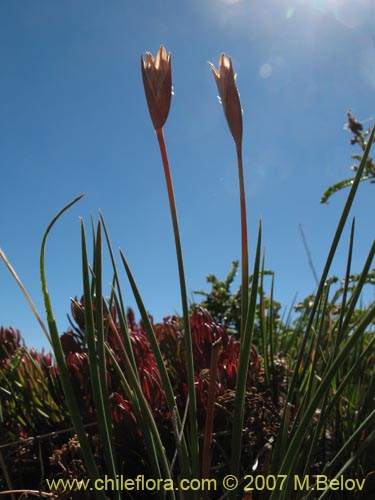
[1,0,374,350]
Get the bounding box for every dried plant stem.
[156,127,199,477]
[0,422,98,451]
[0,249,51,344]
[0,492,56,499]
[0,449,16,500]
[202,339,222,481]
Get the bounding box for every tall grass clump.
[0,46,374,500]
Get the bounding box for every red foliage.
[0,326,22,365]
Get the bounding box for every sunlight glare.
[259,63,272,79]
[296,0,370,29]
[360,38,375,91]
[286,7,296,19]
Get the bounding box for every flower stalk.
[210,54,249,337]
[236,142,249,337]
[142,46,199,479]
[210,53,260,490]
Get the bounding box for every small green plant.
[321,110,375,203]
[192,260,283,340]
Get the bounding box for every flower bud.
[141,45,172,130]
[209,53,243,146]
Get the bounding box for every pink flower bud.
[141,45,172,130]
[209,54,243,147]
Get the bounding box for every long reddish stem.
[156,127,200,478]
[236,141,249,337]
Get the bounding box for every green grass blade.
[268,273,278,400]
[341,238,375,334]
[80,219,119,497]
[259,254,270,386]
[285,125,375,411]
[335,218,356,343]
[99,212,137,371]
[39,194,106,499]
[275,302,375,499]
[230,219,262,480]
[304,412,375,500]
[106,344,175,500]
[119,249,192,480]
